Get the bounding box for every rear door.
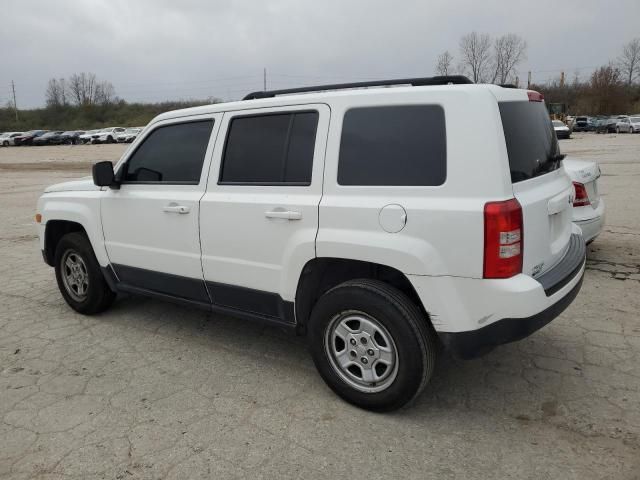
[199,104,329,321]
[498,98,575,278]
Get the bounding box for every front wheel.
[307,279,436,412]
[54,232,115,314]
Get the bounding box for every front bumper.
[409,233,586,359]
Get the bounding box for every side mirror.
[92,161,116,187]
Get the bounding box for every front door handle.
[163,204,190,214]
[265,209,302,220]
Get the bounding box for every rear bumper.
[409,232,586,359]
[573,199,605,243]
[438,273,583,359]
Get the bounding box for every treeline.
[0,71,221,132]
[437,35,640,115]
[0,99,218,132]
[533,66,640,115]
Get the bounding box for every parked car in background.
[92,127,126,144]
[564,157,605,244]
[0,132,24,146]
[54,131,85,145]
[552,120,571,139]
[79,130,99,144]
[616,116,638,133]
[33,131,64,146]
[595,117,618,134]
[572,116,590,132]
[116,127,142,143]
[14,130,47,146]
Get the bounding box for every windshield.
[552,121,564,127]
[124,128,140,134]
[499,101,562,183]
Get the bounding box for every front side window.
[219,111,318,185]
[123,120,213,183]
[338,105,447,186]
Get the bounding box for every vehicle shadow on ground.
[100,292,581,425]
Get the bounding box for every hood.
[563,156,601,184]
[43,176,99,193]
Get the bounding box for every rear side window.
[124,120,213,183]
[338,105,446,186]
[220,111,318,185]
[499,101,562,183]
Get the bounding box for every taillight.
[572,182,590,206]
[527,91,544,102]
[484,198,523,279]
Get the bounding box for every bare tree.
[66,73,116,106]
[45,78,68,107]
[95,81,116,105]
[491,34,527,84]
[618,38,640,85]
[69,72,97,106]
[435,51,454,76]
[590,64,626,114]
[459,32,492,82]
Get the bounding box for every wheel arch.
[43,220,88,266]
[295,257,432,334]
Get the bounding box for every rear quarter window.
[338,105,446,186]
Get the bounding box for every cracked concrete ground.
[0,133,639,479]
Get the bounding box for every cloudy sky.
[2,0,639,108]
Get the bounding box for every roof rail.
[243,75,473,100]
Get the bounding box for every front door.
[200,105,329,321]
[101,114,220,304]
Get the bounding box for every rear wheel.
[307,279,436,411]
[54,232,115,314]
[2,141,8,147]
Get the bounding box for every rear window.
[499,101,562,183]
[338,105,446,186]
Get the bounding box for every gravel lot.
[1,133,639,479]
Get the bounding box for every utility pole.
[263,68,267,91]
[11,80,18,122]
[559,71,565,88]
[527,71,531,89]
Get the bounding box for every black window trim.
[119,118,215,186]
[217,109,319,187]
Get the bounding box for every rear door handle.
[265,210,302,220]
[163,204,190,214]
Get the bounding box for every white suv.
[36,77,586,411]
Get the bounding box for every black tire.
[2,141,8,147]
[307,279,436,412]
[54,232,115,314]
[107,136,114,144]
